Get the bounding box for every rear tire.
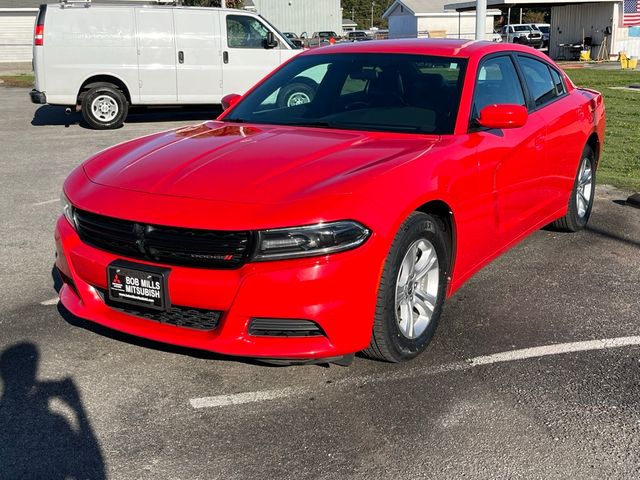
[81,84,128,130]
[550,144,596,232]
[363,212,448,363]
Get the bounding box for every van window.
[227,15,270,49]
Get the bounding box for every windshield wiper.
[223,118,247,123]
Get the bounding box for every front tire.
[276,81,316,108]
[363,213,448,363]
[550,144,596,232]
[81,84,128,130]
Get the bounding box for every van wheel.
[277,81,316,108]
[81,85,128,130]
[363,212,448,363]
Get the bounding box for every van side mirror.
[476,104,528,129]
[264,31,278,49]
[221,93,241,111]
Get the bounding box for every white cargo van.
[30,0,303,129]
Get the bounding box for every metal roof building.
[244,0,342,37]
[0,0,41,63]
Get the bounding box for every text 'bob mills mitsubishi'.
[30,1,304,129]
[55,39,605,365]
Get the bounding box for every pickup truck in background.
[500,24,544,48]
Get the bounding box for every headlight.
[253,221,370,261]
[60,191,76,229]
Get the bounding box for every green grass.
[564,68,640,191]
[0,74,34,88]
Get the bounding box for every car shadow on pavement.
[0,342,106,479]
[31,105,222,128]
[585,225,640,249]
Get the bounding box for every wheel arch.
[414,199,457,279]
[76,74,132,105]
[586,132,601,168]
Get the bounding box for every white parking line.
[32,198,59,206]
[189,335,640,410]
[40,297,59,306]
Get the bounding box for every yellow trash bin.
[579,49,591,62]
[629,57,638,69]
[619,52,629,69]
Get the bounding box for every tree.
[342,0,394,30]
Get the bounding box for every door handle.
[178,51,184,64]
[223,51,229,64]
[534,135,545,151]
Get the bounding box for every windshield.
[538,26,550,33]
[258,15,298,49]
[223,53,467,135]
[514,25,532,32]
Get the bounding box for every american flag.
[623,0,640,26]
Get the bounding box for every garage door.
[0,12,38,63]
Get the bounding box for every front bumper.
[30,89,46,104]
[54,216,382,359]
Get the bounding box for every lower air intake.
[248,318,325,337]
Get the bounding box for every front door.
[471,54,549,245]
[221,13,283,96]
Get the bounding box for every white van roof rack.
[59,0,180,7]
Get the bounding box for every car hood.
[83,121,439,205]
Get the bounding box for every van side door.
[174,9,223,103]
[135,7,177,103]
[221,13,283,96]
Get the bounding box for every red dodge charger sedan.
[55,40,605,364]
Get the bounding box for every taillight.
[34,24,44,46]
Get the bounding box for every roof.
[0,0,43,7]
[300,38,538,58]
[342,18,357,26]
[445,0,618,11]
[383,0,453,19]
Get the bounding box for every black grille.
[98,289,221,331]
[248,318,325,337]
[74,209,253,269]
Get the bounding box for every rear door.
[221,13,282,96]
[135,7,177,103]
[174,9,223,103]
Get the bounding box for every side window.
[518,56,557,108]
[226,15,270,49]
[473,56,526,117]
[549,67,566,96]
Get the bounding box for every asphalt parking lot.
[1,86,640,479]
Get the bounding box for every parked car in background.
[283,32,304,49]
[30,3,302,129]
[56,40,604,364]
[531,23,550,48]
[306,31,340,48]
[490,30,503,42]
[346,30,371,41]
[500,24,543,48]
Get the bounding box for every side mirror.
[264,31,278,49]
[221,93,241,111]
[477,104,528,129]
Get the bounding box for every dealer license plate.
[107,260,170,311]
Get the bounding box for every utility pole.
[371,2,375,29]
[475,0,486,40]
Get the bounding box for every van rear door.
[221,13,283,96]
[173,9,223,103]
[135,7,177,103]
